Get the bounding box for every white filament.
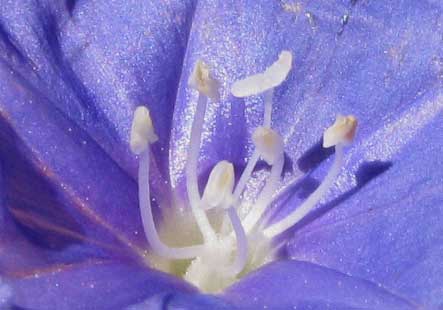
[219,150,260,235]
[232,150,260,205]
[186,93,217,242]
[229,83,276,210]
[263,89,273,128]
[264,143,344,238]
[138,149,204,259]
[230,87,274,206]
[226,207,248,275]
[242,152,285,233]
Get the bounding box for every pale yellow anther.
[252,127,284,165]
[202,160,235,209]
[130,106,158,155]
[231,50,293,98]
[188,60,220,101]
[323,115,358,148]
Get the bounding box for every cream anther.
[231,50,293,97]
[130,106,158,155]
[188,60,220,101]
[323,114,358,148]
[252,127,284,165]
[202,161,235,209]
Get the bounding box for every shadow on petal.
[64,0,77,15]
[127,291,235,310]
[0,118,86,252]
[274,160,392,255]
[296,138,335,173]
[300,160,393,225]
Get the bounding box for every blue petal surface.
[169,0,443,307]
[1,187,197,310]
[8,259,194,310]
[0,277,12,308]
[224,260,417,309]
[0,70,148,261]
[128,292,234,310]
[170,0,443,188]
[1,0,442,308]
[0,0,197,263]
[0,0,196,192]
[285,98,443,308]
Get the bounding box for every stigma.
[130,51,358,292]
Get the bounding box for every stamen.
[263,89,274,128]
[252,127,284,165]
[219,128,278,235]
[201,177,248,275]
[263,115,358,238]
[127,49,361,294]
[228,50,292,210]
[232,150,260,204]
[242,151,285,233]
[237,128,285,233]
[202,161,235,209]
[189,60,220,101]
[132,107,204,259]
[227,51,291,234]
[219,150,259,235]
[196,160,248,275]
[225,207,248,275]
[323,114,358,148]
[231,50,293,98]
[130,106,158,155]
[229,105,278,208]
[186,60,220,242]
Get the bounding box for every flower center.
[130,51,358,293]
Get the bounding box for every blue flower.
[1,1,442,309]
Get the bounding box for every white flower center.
[130,51,358,292]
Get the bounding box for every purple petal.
[167,0,443,306]
[0,168,65,274]
[0,196,106,275]
[224,260,417,309]
[0,0,196,186]
[0,277,12,308]
[284,93,443,308]
[0,62,149,261]
[8,260,194,310]
[2,203,195,310]
[0,0,197,268]
[0,0,194,258]
[128,292,234,310]
[169,0,442,188]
